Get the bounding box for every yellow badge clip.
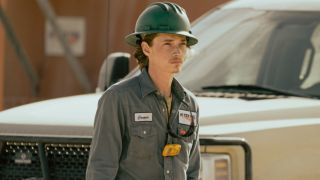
[162,144,181,157]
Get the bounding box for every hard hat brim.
[125,31,198,47]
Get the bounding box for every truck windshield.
[177,9,320,98]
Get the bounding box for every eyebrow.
[162,38,187,43]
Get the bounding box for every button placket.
[160,95,169,122]
[164,132,173,180]
[153,93,168,124]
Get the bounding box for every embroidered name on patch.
[178,110,197,125]
[134,113,152,122]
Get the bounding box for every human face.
[142,33,188,74]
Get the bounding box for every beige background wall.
[0,1,4,110]
[0,0,229,109]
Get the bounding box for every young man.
[86,2,200,180]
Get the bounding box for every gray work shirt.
[86,69,200,180]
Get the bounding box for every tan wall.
[3,0,109,108]
[0,0,6,110]
[3,0,45,107]
[1,0,229,109]
[0,29,3,110]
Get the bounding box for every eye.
[179,43,187,49]
[180,42,187,46]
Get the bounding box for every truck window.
[300,24,320,95]
[177,10,320,98]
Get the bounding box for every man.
[86,2,200,180]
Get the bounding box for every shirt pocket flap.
[132,125,156,138]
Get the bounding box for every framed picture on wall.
[45,16,86,57]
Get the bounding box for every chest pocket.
[128,125,157,159]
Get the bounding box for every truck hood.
[0,93,320,137]
[197,96,320,135]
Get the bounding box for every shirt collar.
[172,78,186,102]
[138,68,157,98]
[138,68,186,101]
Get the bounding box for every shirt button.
[143,131,147,135]
[162,108,165,112]
[166,170,170,174]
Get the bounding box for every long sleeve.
[86,90,125,180]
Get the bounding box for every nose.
[172,45,183,56]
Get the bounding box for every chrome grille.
[0,141,90,180]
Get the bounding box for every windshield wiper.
[202,84,310,98]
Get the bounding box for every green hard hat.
[125,2,198,47]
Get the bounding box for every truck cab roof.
[223,0,320,11]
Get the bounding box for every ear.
[141,42,151,56]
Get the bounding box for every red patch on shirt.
[179,129,187,136]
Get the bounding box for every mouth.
[170,58,183,64]
[170,61,183,64]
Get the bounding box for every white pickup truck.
[1,0,320,179]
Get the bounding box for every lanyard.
[167,100,195,139]
[155,91,196,139]
[162,100,195,157]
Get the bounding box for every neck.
[148,68,173,97]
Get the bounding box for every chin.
[168,64,182,74]
[172,67,182,74]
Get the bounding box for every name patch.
[135,113,152,122]
[178,110,197,125]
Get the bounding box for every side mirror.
[96,52,130,92]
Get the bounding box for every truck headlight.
[200,137,252,180]
[200,153,231,180]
